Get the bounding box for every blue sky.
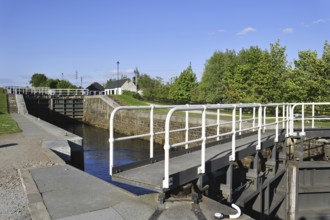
[1,0,329,88]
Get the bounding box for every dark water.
[62,122,163,194]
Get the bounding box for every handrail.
[108,102,330,189]
[6,86,89,96]
[109,104,179,175]
[289,102,330,136]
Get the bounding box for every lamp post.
[117,61,120,94]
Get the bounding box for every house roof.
[105,79,130,89]
[86,82,104,91]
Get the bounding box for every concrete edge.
[42,147,66,165]
[18,169,51,220]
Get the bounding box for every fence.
[109,102,330,188]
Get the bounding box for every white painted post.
[282,104,285,129]
[198,105,207,174]
[286,105,290,137]
[217,104,221,141]
[239,105,242,135]
[230,105,236,161]
[252,106,256,132]
[275,105,279,143]
[109,110,116,176]
[150,105,154,158]
[185,104,189,149]
[263,106,267,133]
[257,105,262,150]
[163,108,175,189]
[290,105,294,136]
[312,103,315,128]
[301,103,305,136]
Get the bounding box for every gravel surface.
[0,132,57,220]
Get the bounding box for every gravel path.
[0,132,57,220]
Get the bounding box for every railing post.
[109,109,117,176]
[263,106,267,133]
[230,105,236,161]
[198,105,207,174]
[257,105,262,150]
[217,104,221,141]
[301,103,305,136]
[239,105,242,135]
[150,105,154,158]
[282,104,285,129]
[252,105,256,132]
[185,104,189,149]
[312,103,315,128]
[275,105,279,143]
[286,104,290,137]
[290,105,294,136]
[163,108,175,189]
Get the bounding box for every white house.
[104,79,137,95]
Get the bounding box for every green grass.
[0,88,21,134]
[111,94,149,106]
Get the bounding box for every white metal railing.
[108,102,330,189]
[48,89,89,96]
[109,105,178,175]
[5,86,89,96]
[289,102,330,136]
[161,103,289,188]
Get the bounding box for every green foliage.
[56,80,76,89]
[138,74,170,102]
[122,90,142,99]
[29,74,76,89]
[196,40,292,103]
[119,39,330,104]
[168,64,197,104]
[196,49,237,103]
[42,79,59,88]
[30,73,48,87]
[112,94,148,106]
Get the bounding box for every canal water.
[61,122,164,194]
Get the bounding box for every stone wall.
[83,95,119,129]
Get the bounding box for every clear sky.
[1,0,329,88]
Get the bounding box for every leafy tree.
[30,73,47,87]
[322,40,330,80]
[235,46,264,103]
[267,40,288,102]
[57,80,76,89]
[133,68,140,89]
[293,50,326,102]
[168,64,197,104]
[138,74,163,101]
[41,79,59,88]
[197,50,237,103]
[104,79,114,88]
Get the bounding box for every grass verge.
[0,88,21,134]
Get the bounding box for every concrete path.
[1,113,252,219]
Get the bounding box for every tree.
[267,40,288,102]
[42,79,59,88]
[138,74,163,101]
[289,50,325,102]
[133,68,140,89]
[30,73,47,87]
[197,50,237,103]
[168,64,197,104]
[322,40,330,79]
[57,80,76,89]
